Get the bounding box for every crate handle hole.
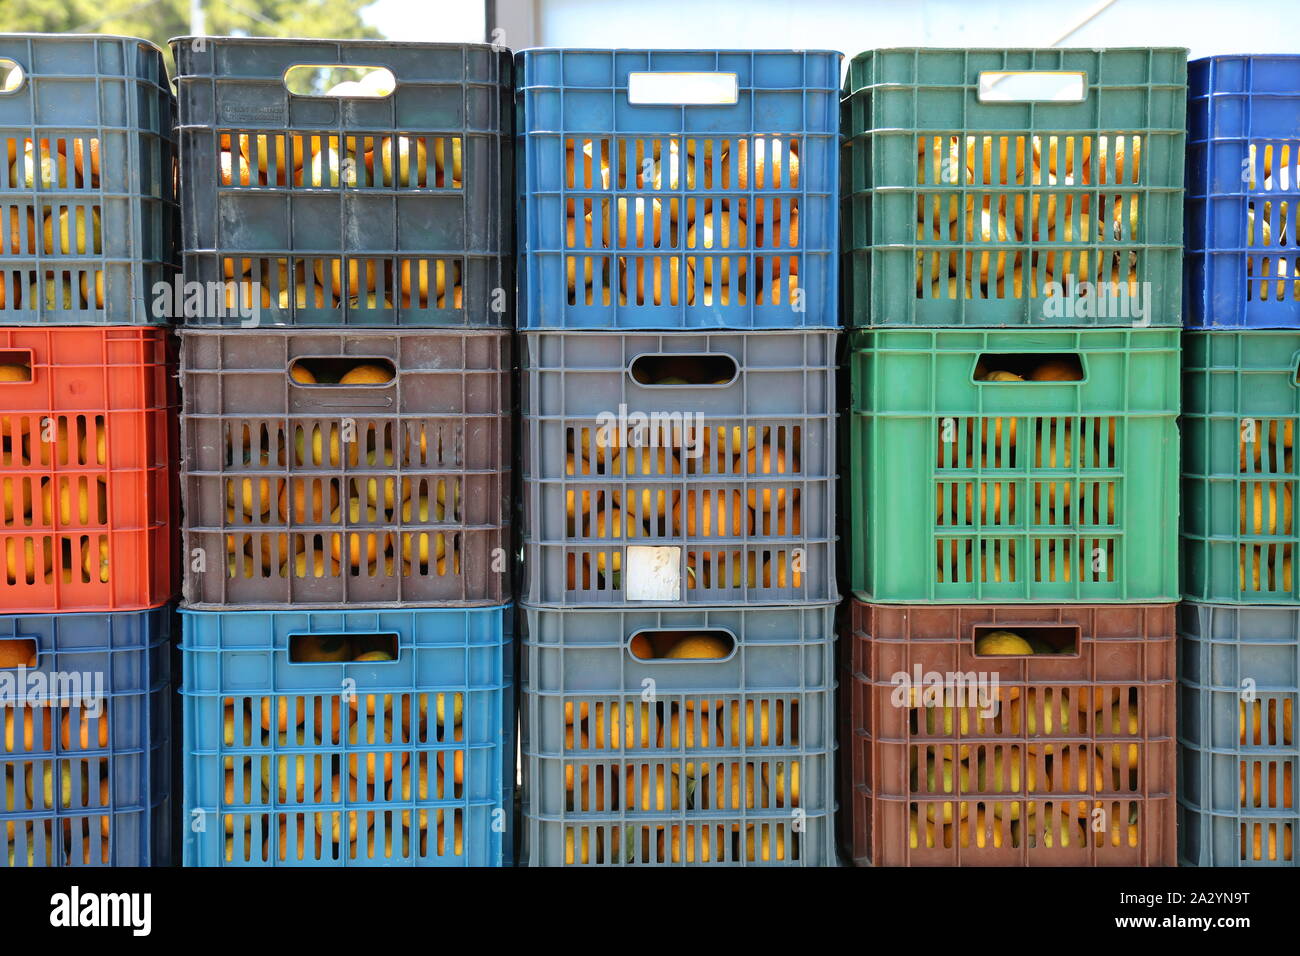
[974,353,1084,383]
[0,60,24,95]
[630,353,737,386]
[972,625,1080,657]
[628,629,735,662]
[0,352,32,383]
[284,65,395,98]
[289,358,394,386]
[288,633,398,663]
[0,638,38,669]
[978,71,1086,103]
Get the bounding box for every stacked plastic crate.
[0,35,178,867]
[517,49,841,865]
[841,48,1186,864]
[171,38,514,866]
[1181,54,1300,867]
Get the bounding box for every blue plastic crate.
[1,607,172,867]
[1186,55,1300,329]
[517,49,840,330]
[181,605,513,867]
[1178,602,1299,866]
[520,603,836,865]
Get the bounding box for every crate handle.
[288,632,398,663]
[0,351,32,384]
[977,71,1086,103]
[971,624,1082,656]
[973,352,1086,383]
[627,72,738,106]
[0,59,25,95]
[283,65,395,98]
[288,358,395,387]
[0,637,39,669]
[629,352,737,386]
[627,628,737,662]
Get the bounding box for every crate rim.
[0,32,169,59]
[168,35,507,55]
[516,47,843,57]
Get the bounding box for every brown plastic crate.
[179,329,510,607]
[845,597,1176,866]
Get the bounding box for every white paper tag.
[628,72,739,105]
[624,546,681,601]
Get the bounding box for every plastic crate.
[845,597,1176,866]
[0,326,178,612]
[1,606,172,867]
[1186,55,1300,329]
[517,48,839,330]
[0,35,177,326]
[848,327,1180,602]
[180,328,510,607]
[1181,331,1300,603]
[521,330,836,606]
[1178,602,1298,866]
[181,605,513,867]
[841,47,1186,327]
[521,603,836,865]
[171,37,511,328]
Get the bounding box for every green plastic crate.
[841,48,1187,327]
[1183,331,1300,604]
[848,327,1180,601]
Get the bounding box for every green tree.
[0,0,381,72]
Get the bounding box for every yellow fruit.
[0,364,31,383]
[13,140,68,188]
[661,634,731,660]
[289,364,317,384]
[668,824,720,863]
[724,700,785,748]
[590,701,652,749]
[621,764,680,812]
[0,639,36,669]
[59,709,109,751]
[982,370,1024,382]
[339,363,394,386]
[380,136,429,186]
[42,207,101,255]
[1028,359,1083,382]
[974,630,1034,656]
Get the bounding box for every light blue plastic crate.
[1178,601,1299,866]
[517,48,840,330]
[520,603,836,865]
[181,605,513,867]
[1186,55,1300,329]
[1,607,172,867]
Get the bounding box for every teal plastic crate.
[1183,331,1300,603]
[841,47,1187,327]
[848,327,1180,602]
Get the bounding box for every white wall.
[532,0,1299,62]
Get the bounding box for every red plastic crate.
[844,597,1176,866]
[0,327,177,611]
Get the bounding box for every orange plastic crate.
[0,327,177,611]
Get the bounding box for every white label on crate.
[628,72,739,105]
[624,546,681,600]
[977,71,1086,103]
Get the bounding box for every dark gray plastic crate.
[1178,601,1299,866]
[521,330,837,606]
[170,37,512,328]
[179,328,511,607]
[0,35,177,325]
[520,603,836,866]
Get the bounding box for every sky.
[363,0,486,42]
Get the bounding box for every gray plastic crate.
[1178,601,1299,866]
[171,37,511,328]
[521,330,837,606]
[179,328,511,607]
[520,603,837,866]
[0,34,177,325]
